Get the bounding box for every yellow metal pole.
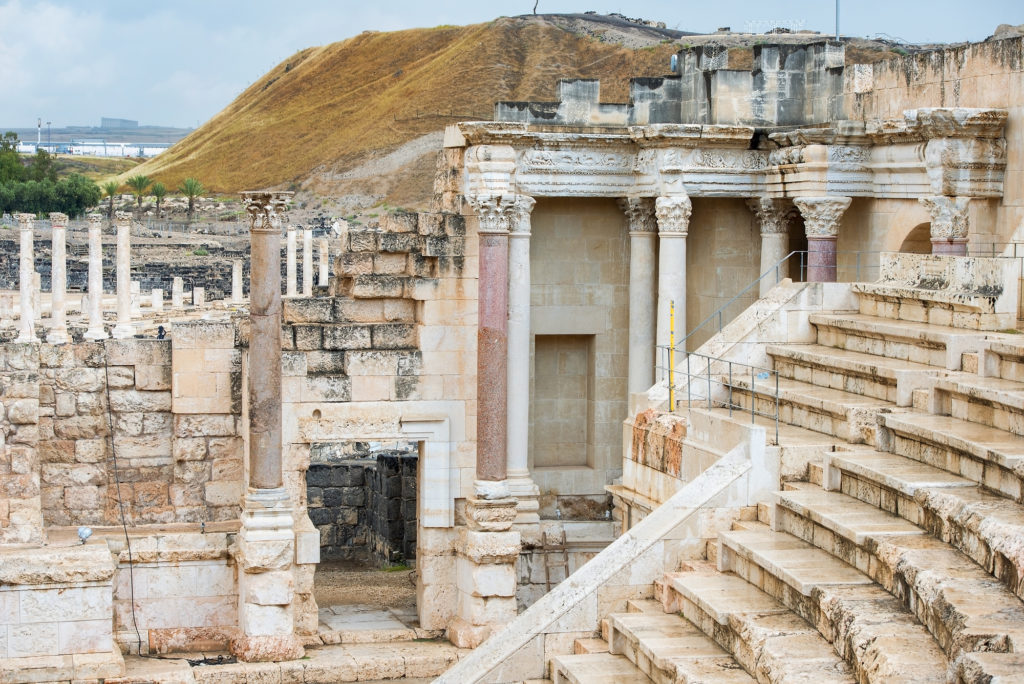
[669,300,676,411]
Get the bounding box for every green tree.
[55,174,101,217]
[151,181,167,218]
[0,131,24,184]
[178,177,204,223]
[0,131,18,153]
[102,180,120,219]
[125,174,152,216]
[27,148,58,183]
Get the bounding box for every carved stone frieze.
[654,194,692,235]
[746,197,793,236]
[919,195,970,241]
[618,197,657,233]
[793,196,851,238]
[521,149,631,175]
[828,146,871,165]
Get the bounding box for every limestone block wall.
[0,343,41,544]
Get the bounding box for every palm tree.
[178,177,204,223]
[102,180,120,219]
[151,181,167,218]
[125,174,152,217]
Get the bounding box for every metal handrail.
[656,350,780,444]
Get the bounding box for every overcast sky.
[1,0,1020,130]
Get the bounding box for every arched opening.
[899,223,932,254]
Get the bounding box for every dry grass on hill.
[132,16,679,205]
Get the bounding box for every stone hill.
[132,14,898,211]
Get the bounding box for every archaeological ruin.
[1,28,1024,684]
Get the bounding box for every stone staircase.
[552,278,1024,682]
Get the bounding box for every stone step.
[727,375,893,445]
[980,337,1024,382]
[823,448,1024,602]
[808,312,982,370]
[573,637,609,655]
[607,611,754,684]
[667,565,857,683]
[954,651,1024,683]
[932,374,1024,438]
[765,343,937,405]
[627,598,665,614]
[880,412,1024,502]
[771,486,1024,661]
[718,526,949,682]
[550,652,652,684]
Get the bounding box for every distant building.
[100,117,138,129]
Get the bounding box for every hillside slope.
[132,15,680,208]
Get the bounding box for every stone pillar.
[32,272,41,325]
[794,197,851,283]
[151,289,163,312]
[84,215,108,340]
[285,224,297,297]
[0,295,13,327]
[449,192,520,649]
[194,287,205,308]
[318,238,329,287]
[920,195,970,256]
[234,190,304,662]
[747,198,792,296]
[171,277,184,309]
[130,281,142,317]
[15,213,35,343]
[46,212,69,343]
[112,212,134,339]
[302,227,313,296]
[620,198,657,396]
[506,195,538,527]
[654,193,692,375]
[232,259,244,303]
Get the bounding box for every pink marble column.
[469,193,514,497]
[794,197,851,283]
[920,195,970,256]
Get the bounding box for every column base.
[229,634,304,662]
[84,327,109,341]
[506,475,540,531]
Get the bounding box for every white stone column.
[151,289,163,311]
[46,212,69,343]
[130,281,142,317]
[232,259,244,303]
[920,195,970,255]
[654,193,692,375]
[15,213,35,343]
[318,238,329,287]
[194,287,205,308]
[506,195,538,527]
[794,197,851,283]
[84,214,108,340]
[747,197,793,296]
[112,212,134,339]
[620,198,658,396]
[171,277,184,308]
[286,224,297,297]
[302,227,313,296]
[32,272,41,323]
[0,295,13,328]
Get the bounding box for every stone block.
[456,560,516,598]
[347,230,378,253]
[104,366,134,389]
[54,367,104,393]
[174,414,236,437]
[455,592,517,626]
[351,275,406,299]
[7,398,38,424]
[205,481,242,507]
[108,390,171,413]
[245,571,294,606]
[373,252,409,275]
[173,437,208,461]
[457,529,520,564]
[371,324,416,349]
[53,415,107,440]
[281,351,307,377]
[58,619,110,654]
[106,339,171,366]
[305,351,346,375]
[379,232,419,253]
[282,297,334,323]
[293,325,323,351]
[333,298,385,323]
[335,252,374,276]
[323,325,371,350]
[135,364,172,391]
[344,350,398,376]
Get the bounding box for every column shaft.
[249,220,284,489]
[760,233,790,294]
[302,228,313,296]
[807,238,838,282]
[621,198,657,396]
[47,213,68,343]
[286,226,297,297]
[112,213,134,338]
[318,238,329,286]
[84,216,107,340]
[654,194,692,376]
[15,214,34,343]
[172,277,184,308]
[232,259,243,303]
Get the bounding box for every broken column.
[112,212,134,338]
[920,195,970,256]
[506,194,539,528]
[794,196,851,283]
[621,197,657,396]
[46,212,69,343]
[233,190,304,662]
[194,287,205,308]
[286,224,297,297]
[654,193,692,376]
[171,277,184,309]
[747,197,793,296]
[15,213,35,343]
[151,288,163,311]
[232,259,244,303]
[318,238,329,286]
[130,281,142,317]
[84,214,108,340]
[302,226,313,296]
[449,147,520,648]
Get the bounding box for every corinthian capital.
[87,214,103,229]
[793,196,851,238]
[508,195,536,235]
[746,197,793,236]
[114,211,133,230]
[919,195,970,241]
[655,194,692,235]
[241,191,293,233]
[48,212,69,229]
[14,213,34,230]
[468,193,516,234]
[618,197,657,234]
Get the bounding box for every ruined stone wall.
[0,343,41,544]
